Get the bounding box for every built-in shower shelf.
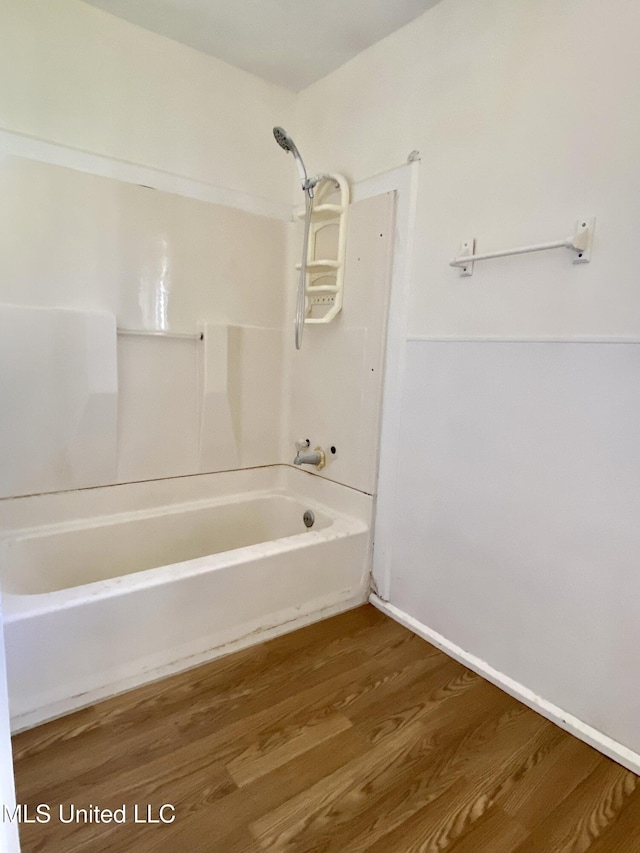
[117,328,204,341]
[295,259,341,273]
[295,203,345,222]
[297,173,349,325]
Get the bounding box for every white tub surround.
[0,466,372,731]
[0,305,118,499]
[0,158,289,492]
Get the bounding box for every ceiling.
[81,0,443,91]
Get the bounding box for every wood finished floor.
[12,605,640,852]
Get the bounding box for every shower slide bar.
[450,217,595,276]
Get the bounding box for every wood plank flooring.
[11,605,640,852]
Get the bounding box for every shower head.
[273,126,294,153]
[273,126,313,197]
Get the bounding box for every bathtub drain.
[303,510,315,528]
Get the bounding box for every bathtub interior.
[2,492,332,595]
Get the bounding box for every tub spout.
[294,447,326,470]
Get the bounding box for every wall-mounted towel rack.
[117,329,204,340]
[450,217,595,276]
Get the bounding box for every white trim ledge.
[0,128,292,222]
[362,161,420,603]
[369,593,640,775]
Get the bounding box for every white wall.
[0,0,296,205]
[297,0,640,758]
[395,341,640,755]
[298,0,640,337]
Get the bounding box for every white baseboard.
[11,593,367,733]
[369,593,640,775]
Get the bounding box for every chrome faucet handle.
[295,438,310,450]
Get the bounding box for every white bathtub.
[0,465,372,731]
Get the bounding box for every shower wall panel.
[0,157,288,495]
[285,191,396,495]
